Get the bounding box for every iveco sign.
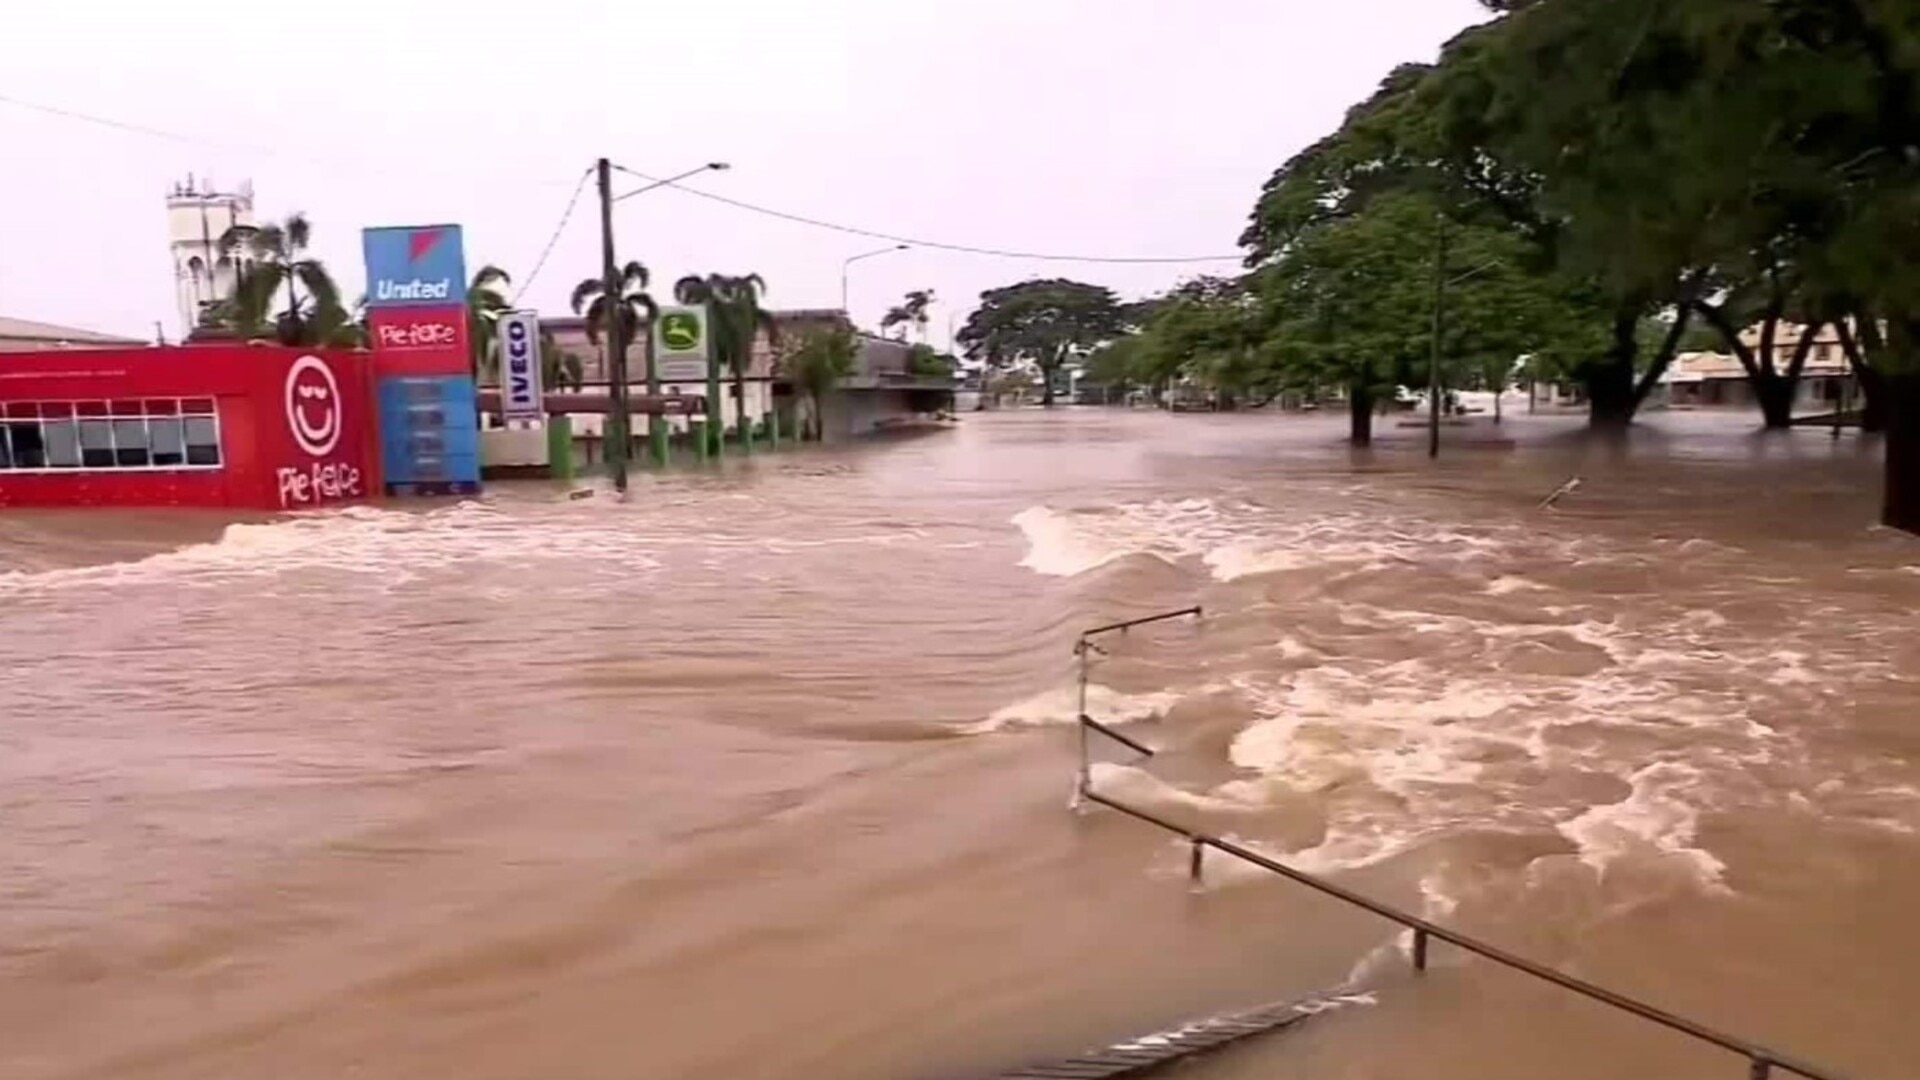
[360,224,467,310]
[499,310,544,422]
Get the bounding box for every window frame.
[0,399,224,474]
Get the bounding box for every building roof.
[0,316,147,351]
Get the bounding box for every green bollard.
[546,415,575,481]
[691,419,708,464]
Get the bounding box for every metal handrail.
[1073,716,1851,1080]
[1073,606,1201,795]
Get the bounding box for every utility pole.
[1428,215,1448,460]
[597,157,629,493]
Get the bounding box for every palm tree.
[215,213,353,347]
[466,265,513,383]
[571,262,658,451]
[881,289,936,343]
[673,272,778,451]
[570,261,658,375]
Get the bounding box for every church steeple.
[166,175,256,337]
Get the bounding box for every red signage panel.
[369,305,470,376]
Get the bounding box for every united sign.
[361,224,467,309]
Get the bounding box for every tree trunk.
[1859,364,1889,433]
[1586,311,1639,431]
[1755,376,1796,429]
[1883,372,1920,535]
[734,366,750,451]
[1347,383,1375,446]
[1040,366,1057,407]
[1842,316,1890,433]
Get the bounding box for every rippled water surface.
[2,409,1916,1080]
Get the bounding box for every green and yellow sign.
[654,306,710,382]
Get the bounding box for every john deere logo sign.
[660,312,702,352]
[654,305,710,382]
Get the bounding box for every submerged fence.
[1069,606,1850,1080]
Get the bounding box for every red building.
[0,345,378,510]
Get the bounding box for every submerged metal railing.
[1069,606,1850,1080]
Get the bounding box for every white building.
[166,176,256,337]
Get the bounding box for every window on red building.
[0,400,222,472]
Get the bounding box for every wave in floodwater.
[1008,492,1920,907]
[3,411,1917,1080]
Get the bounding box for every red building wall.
[0,345,378,510]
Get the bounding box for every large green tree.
[1459,0,1920,526]
[957,279,1122,406]
[673,273,777,453]
[1259,191,1598,444]
[780,323,859,440]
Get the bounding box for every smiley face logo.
[284,355,342,458]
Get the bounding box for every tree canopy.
[956,279,1122,405]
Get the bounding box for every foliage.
[466,265,513,381]
[906,343,955,379]
[569,261,659,355]
[205,213,359,347]
[956,279,1122,405]
[674,273,777,445]
[1258,191,1601,441]
[882,289,936,341]
[779,323,859,439]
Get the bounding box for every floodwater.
[1,409,1916,1080]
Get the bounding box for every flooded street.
[2,409,1917,1080]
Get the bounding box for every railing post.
[1412,928,1429,972]
[1189,837,1204,886]
[1749,1058,1771,1080]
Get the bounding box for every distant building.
[530,307,951,443]
[0,316,146,353]
[1666,323,1852,410]
[166,176,257,337]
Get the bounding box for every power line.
[0,90,579,188]
[610,163,1244,266]
[511,167,593,305]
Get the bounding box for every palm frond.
[233,263,287,338]
[249,223,288,262]
[470,264,512,296]
[674,274,713,303]
[284,213,312,254]
[294,260,344,316]
[619,261,650,291]
[569,278,603,315]
[582,297,607,345]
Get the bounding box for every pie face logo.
[285,355,342,458]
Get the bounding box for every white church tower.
[167,176,256,337]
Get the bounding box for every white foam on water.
[1087,762,1254,815]
[964,683,1180,735]
[1555,762,1728,890]
[1203,542,1316,582]
[1486,575,1546,595]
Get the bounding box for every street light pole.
[612,162,730,203]
[841,244,909,320]
[1428,215,1448,460]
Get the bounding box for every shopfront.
[0,345,377,509]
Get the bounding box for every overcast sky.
[0,1,1486,345]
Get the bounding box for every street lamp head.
[707,162,732,172]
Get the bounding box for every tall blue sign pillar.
[361,224,482,496]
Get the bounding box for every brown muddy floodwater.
[1,409,1917,1080]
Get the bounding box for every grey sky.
[0,1,1486,344]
